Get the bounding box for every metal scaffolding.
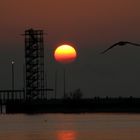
[24,29,44,99]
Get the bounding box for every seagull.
[101,41,140,54]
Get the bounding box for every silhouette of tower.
[24,29,44,99]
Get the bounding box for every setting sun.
[54,44,77,64]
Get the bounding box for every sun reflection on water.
[57,130,77,140]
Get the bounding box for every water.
[0,113,140,140]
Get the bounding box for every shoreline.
[3,98,140,114]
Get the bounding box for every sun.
[54,44,77,64]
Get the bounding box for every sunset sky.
[0,0,140,97]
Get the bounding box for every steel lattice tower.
[25,29,44,99]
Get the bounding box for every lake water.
[0,113,140,140]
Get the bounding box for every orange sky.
[0,0,140,47]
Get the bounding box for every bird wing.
[101,42,120,54]
[128,42,140,47]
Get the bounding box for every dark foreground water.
[0,113,140,140]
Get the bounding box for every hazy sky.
[1,0,140,97]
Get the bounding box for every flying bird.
[101,41,140,54]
